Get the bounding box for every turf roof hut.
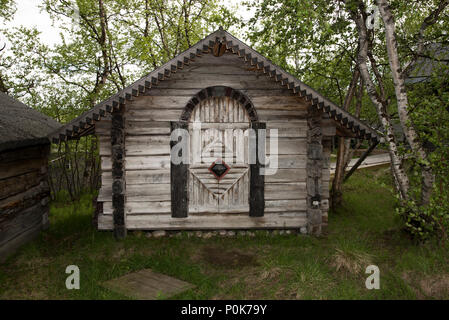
[0,92,61,262]
[49,28,379,238]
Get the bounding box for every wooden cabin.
[0,92,61,261]
[49,28,379,237]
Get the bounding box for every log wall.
[96,52,335,231]
[0,144,50,262]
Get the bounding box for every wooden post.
[249,122,265,217]
[111,105,126,239]
[170,121,189,218]
[306,107,323,235]
[344,140,380,182]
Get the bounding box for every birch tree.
[344,0,449,240]
[376,0,436,205]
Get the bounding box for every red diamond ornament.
[208,159,230,181]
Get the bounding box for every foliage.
[0,0,237,121]
[243,0,449,242]
[398,65,449,243]
[243,0,380,124]
[0,0,15,20]
[48,136,101,201]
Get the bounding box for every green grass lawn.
[1,167,448,300]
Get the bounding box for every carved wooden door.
[188,96,250,214]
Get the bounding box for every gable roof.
[0,92,61,152]
[48,28,380,143]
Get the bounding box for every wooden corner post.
[170,121,189,218]
[249,122,265,217]
[111,105,126,239]
[307,107,324,235]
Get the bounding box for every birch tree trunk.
[376,0,435,204]
[351,5,410,200]
[342,78,364,170]
[331,68,360,207]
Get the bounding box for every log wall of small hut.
[0,144,50,261]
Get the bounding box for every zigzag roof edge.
[48,28,225,143]
[221,30,381,142]
[48,28,381,143]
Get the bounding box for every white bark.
[376,0,434,204]
[352,7,410,200]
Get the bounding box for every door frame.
[171,86,265,218]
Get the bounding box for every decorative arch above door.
[179,86,259,123]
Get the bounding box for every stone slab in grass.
[102,269,195,300]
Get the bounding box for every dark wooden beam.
[344,140,380,182]
[170,121,189,218]
[111,105,126,239]
[249,122,265,217]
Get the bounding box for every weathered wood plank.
[126,201,171,214]
[257,109,307,121]
[125,156,171,170]
[0,182,48,216]
[275,155,308,168]
[0,145,49,163]
[101,156,112,171]
[127,109,183,122]
[99,184,170,202]
[267,127,307,138]
[97,212,307,230]
[124,170,170,185]
[125,139,171,156]
[264,168,307,183]
[126,121,171,135]
[107,137,172,157]
[127,184,171,196]
[142,87,295,98]
[157,72,285,90]
[0,170,44,200]
[0,202,43,247]
[0,218,42,263]
[265,199,307,212]
[98,136,110,156]
[266,138,307,155]
[127,96,191,110]
[126,135,171,144]
[250,96,309,110]
[0,158,46,180]
[97,185,112,201]
[265,183,307,200]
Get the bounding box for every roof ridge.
[48,28,380,143]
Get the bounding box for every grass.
[1,167,448,300]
